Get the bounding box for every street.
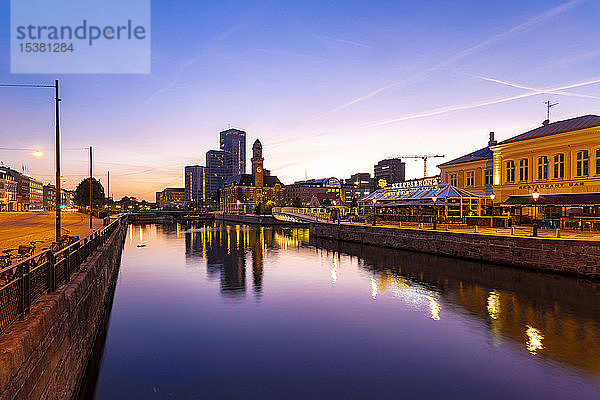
[0,211,103,251]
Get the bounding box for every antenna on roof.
[544,100,558,124]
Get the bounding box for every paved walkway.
[0,211,104,252]
[342,220,600,241]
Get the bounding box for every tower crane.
[390,155,445,177]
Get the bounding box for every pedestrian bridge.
[272,207,331,223]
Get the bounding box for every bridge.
[271,207,332,223]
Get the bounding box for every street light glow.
[532,191,540,200]
[490,194,496,201]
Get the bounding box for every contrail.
[477,75,600,99]
[319,0,584,118]
[361,76,600,128]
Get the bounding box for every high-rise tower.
[219,128,246,176]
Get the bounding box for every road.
[0,211,104,251]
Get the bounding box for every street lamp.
[372,198,377,226]
[432,196,438,230]
[489,193,496,227]
[532,190,540,237]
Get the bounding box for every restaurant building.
[438,115,600,223]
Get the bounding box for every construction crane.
[390,155,445,177]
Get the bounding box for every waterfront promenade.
[0,212,104,250]
[351,220,600,241]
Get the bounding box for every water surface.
[83,222,600,399]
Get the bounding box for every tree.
[74,178,105,207]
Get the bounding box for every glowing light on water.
[331,254,338,283]
[371,279,378,299]
[487,291,500,320]
[526,325,544,354]
[428,295,441,320]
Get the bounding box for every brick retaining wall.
[0,224,126,400]
[309,222,600,278]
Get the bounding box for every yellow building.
[437,133,496,197]
[439,115,600,219]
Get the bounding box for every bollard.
[511,226,515,235]
[398,221,401,228]
[419,223,423,229]
[556,228,560,238]
[474,225,479,233]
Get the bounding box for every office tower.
[206,150,231,202]
[374,159,406,186]
[184,165,206,207]
[219,128,246,176]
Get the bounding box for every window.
[484,169,493,186]
[450,173,457,186]
[576,150,589,177]
[519,158,529,182]
[506,160,515,183]
[466,171,474,186]
[538,156,548,180]
[597,149,600,175]
[553,154,564,179]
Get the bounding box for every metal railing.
[272,207,332,222]
[0,216,126,334]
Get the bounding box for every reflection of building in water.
[310,235,600,378]
[183,223,291,300]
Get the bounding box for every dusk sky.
[1,0,599,201]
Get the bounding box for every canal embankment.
[0,218,127,400]
[309,222,600,278]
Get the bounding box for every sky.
[1,0,600,201]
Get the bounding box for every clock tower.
[252,139,264,188]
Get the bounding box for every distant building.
[374,158,405,187]
[156,188,185,210]
[343,173,374,205]
[43,184,73,211]
[0,169,18,211]
[206,150,231,202]
[4,167,43,211]
[184,165,207,208]
[285,177,344,207]
[220,128,246,176]
[220,139,284,213]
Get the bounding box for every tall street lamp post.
[372,198,377,226]
[0,80,61,240]
[432,196,438,230]
[490,193,496,227]
[532,190,540,237]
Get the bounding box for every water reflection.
[107,222,600,398]
[310,235,600,379]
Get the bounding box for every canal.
[80,222,600,399]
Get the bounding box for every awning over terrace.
[359,184,480,204]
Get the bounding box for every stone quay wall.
[309,222,600,278]
[0,223,127,400]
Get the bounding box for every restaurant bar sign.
[518,182,586,190]
[391,176,441,189]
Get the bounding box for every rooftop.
[437,146,493,167]
[498,114,600,145]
